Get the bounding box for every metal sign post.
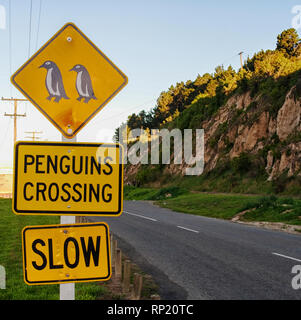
[60,134,75,300]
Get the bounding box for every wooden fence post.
[133,273,143,300]
[111,239,117,270]
[122,260,131,293]
[115,248,122,279]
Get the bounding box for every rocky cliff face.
[199,86,301,180]
[124,85,301,186]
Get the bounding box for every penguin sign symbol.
[39,61,70,103]
[70,64,97,103]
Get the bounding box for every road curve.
[89,200,301,300]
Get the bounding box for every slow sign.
[22,222,111,285]
[13,141,123,216]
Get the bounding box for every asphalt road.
[89,200,301,300]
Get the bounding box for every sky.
[0,0,300,168]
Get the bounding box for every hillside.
[116,28,301,196]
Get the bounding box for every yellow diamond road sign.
[22,223,111,285]
[13,141,123,216]
[11,22,128,138]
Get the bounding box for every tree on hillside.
[127,113,141,129]
[276,28,301,57]
[217,66,238,94]
[254,49,298,78]
[194,73,212,91]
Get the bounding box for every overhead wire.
[220,53,240,67]
[100,98,157,122]
[35,0,42,52]
[28,0,33,58]
[8,0,12,98]
[26,0,42,115]
[0,116,12,153]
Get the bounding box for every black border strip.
[11,23,128,138]
[22,223,111,285]
[14,141,123,215]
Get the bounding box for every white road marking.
[177,226,199,233]
[124,211,157,222]
[272,252,301,263]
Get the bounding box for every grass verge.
[0,199,107,300]
[157,193,261,220]
[124,185,188,200]
[238,195,301,225]
[124,186,301,225]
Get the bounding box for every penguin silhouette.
[69,64,97,103]
[39,61,69,103]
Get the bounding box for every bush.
[272,172,290,194]
[135,166,162,185]
[232,153,252,174]
[255,195,278,209]
[148,186,188,200]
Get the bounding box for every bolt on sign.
[22,223,111,285]
[10,22,128,138]
[13,141,123,216]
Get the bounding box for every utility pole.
[2,97,27,144]
[238,52,244,70]
[25,131,43,141]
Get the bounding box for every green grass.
[157,193,261,220]
[239,195,301,225]
[75,281,107,300]
[124,185,188,201]
[125,187,301,226]
[160,162,274,195]
[0,199,107,300]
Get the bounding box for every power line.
[2,97,27,144]
[214,51,248,71]
[25,130,43,141]
[35,0,42,51]
[0,118,12,152]
[28,0,33,58]
[8,0,12,96]
[100,98,156,122]
[219,53,239,67]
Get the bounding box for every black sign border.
[22,222,111,285]
[13,141,123,216]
